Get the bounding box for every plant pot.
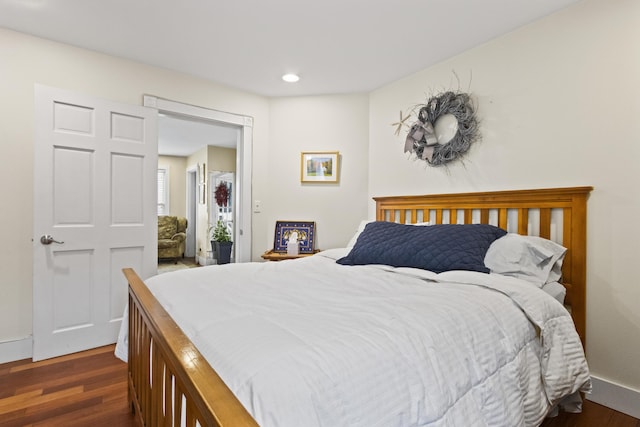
[211,241,233,265]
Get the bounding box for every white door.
[33,85,157,361]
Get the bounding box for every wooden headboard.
[374,187,593,347]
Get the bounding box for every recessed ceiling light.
[282,73,300,83]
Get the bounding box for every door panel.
[33,85,157,361]
[112,153,144,223]
[53,147,93,224]
[52,250,93,331]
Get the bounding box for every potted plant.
[210,220,233,264]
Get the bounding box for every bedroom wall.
[158,155,187,218]
[208,146,236,173]
[368,0,640,409]
[0,28,270,354]
[267,95,369,251]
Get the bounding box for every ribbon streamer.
[404,120,438,155]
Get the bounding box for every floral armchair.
[158,216,188,262]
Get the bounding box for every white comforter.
[116,248,591,427]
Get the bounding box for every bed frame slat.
[498,208,508,229]
[518,209,529,235]
[540,208,551,240]
[480,208,490,224]
[464,209,473,224]
[562,208,574,287]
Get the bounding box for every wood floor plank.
[8,346,113,373]
[13,363,123,396]
[0,386,83,414]
[0,390,45,413]
[33,396,133,427]
[0,396,103,426]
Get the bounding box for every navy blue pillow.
[337,222,507,273]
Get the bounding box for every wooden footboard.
[123,268,259,427]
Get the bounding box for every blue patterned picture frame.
[273,221,316,253]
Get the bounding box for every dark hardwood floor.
[0,345,137,427]
[0,344,637,426]
[541,401,640,427]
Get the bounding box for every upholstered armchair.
[158,216,188,262]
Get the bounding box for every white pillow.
[484,233,567,287]
[346,220,373,248]
[346,220,431,248]
[542,281,567,304]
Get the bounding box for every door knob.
[40,235,64,245]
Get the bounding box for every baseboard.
[0,336,32,363]
[587,375,640,418]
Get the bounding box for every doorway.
[146,96,253,262]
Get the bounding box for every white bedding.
[116,248,591,427]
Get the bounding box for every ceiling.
[1,0,581,156]
[158,114,239,157]
[1,0,581,98]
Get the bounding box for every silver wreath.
[402,91,479,166]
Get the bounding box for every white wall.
[158,155,187,218]
[208,146,236,173]
[0,28,270,344]
[267,95,370,252]
[369,0,640,398]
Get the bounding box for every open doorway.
[147,95,253,264]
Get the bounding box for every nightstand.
[261,249,320,261]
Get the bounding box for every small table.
[261,249,320,261]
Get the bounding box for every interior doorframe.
[144,95,253,262]
[185,166,197,258]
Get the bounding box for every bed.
[119,186,592,427]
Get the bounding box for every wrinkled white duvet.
[116,248,591,427]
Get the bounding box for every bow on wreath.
[404,120,438,162]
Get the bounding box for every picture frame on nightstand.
[273,220,316,253]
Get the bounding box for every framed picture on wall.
[273,221,316,253]
[300,151,339,183]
